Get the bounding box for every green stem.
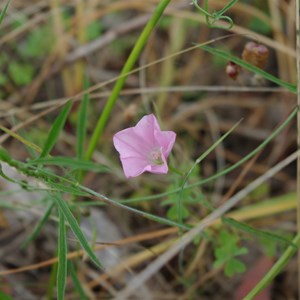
[243,232,300,299]
[85,0,172,160]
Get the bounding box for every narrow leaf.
[0,126,41,153]
[57,209,67,300]
[199,45,297,93]
[29,156,109,173]
[21,201,54,248]
[0,0,10,25]
[69,261,89,300]
[223,217,297,248]
[40,101,73,158]
[47,181,89,196]
[52,194,103,269]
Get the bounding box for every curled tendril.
[191,0,237,30]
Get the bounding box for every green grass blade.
[78,184,191,231]
[0,125,42,153]
[182,120,241,187]
[177,120,242,231]
[0,0,10,25]
[47,262,58,300]
[52,193,103,269]
[223,217,297,248]
[21,201,54,248]
[244,232,300,299]
[68,261,89,300]
[85,0,172,160]
[57,209,67,300]
[77,80,89,161]
[40,101,73,158]
[29,156,109,173]
[199,45,297,93]
[47,181,89,196]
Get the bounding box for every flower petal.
[154,130,176,157]
[113,114,176,178]
[132,114,161,147]
[113,128,149,159]
[119,156,151,178]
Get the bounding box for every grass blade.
[40,101,73,158]
[52,193,103,269]
[21,201,54,248]
[177,120,241,230]
[199,45,297,93]
[57,209,67,300]
[223,217,297,248]
[0,0,10,25]
[29,156,109,173]
[0,126,41,153]
[69,261,89,300]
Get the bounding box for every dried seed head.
[242,42,269,69]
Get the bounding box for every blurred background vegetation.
[0,0,298,299]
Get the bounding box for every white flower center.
[148,148,163,165]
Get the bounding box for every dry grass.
[0,0,298,299]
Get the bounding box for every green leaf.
[213,229,248,270]
[47,262,58,300]
[52,193,103,269]
[40,101,73,158]
[21,201,54,248]
[0,73,7,85]
[47,181,89,196]
[223,217,297,248]
[225,258,246,277]
[69,261,89,300]
[249,17,271,35]
[167,204,190,221]
[0,0,10,25]
[0,291,13,300]
[9,62,34,86]
[57,209,67,300]
[199,45,297,93]
[0,147,12,163]
[86,20,103,41]
[29,156,109,173]
[19,25,54,58]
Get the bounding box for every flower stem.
[169,164,184,176]
[85,0,172,161]
[243,232,300,299]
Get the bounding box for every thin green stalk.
[120,106,298,203]
[243,232,300,299]
[85,0,171,160]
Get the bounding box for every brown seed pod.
[242,41,269,69]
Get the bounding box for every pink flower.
[113,114,176,178]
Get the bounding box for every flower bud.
[226,61,241,80]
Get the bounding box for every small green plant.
[213,230,248,277]
[191,0,238,29]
